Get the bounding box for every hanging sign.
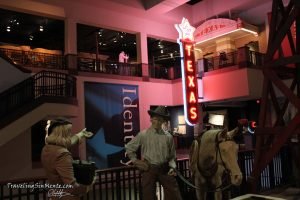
[175,18,199,125]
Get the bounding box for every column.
[65,18,78,74]
[136,32,149,80]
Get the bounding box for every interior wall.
[0,129,44,181]
[234,34,260,50]
[0,57,30,93]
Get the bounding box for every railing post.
[237,46,250,68]
[65,54,78,74]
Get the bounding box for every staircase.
[0,70,78,146]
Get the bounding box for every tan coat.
[41,144,89,200]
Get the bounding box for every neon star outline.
[175,18,195,41]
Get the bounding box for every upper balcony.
[0,45,264,81]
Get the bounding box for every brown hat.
[148,106,170,119]
[47,117,72,135]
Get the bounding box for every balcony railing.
[0,47,66,70]
[77,57,142,77]
[148,65,182,80]
[0,47,265,80]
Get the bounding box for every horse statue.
[189,128,243,200]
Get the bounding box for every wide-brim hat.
[148,106,170,119]
[47,117,72,135]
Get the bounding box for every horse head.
[190,128,243,200]
[217,127,243,186]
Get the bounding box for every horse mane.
[189,138,200,176]
[198,129,224,174]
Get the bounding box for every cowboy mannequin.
[125,106,182,200]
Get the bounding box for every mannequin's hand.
[78,128,93,139]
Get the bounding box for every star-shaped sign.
[175,18,195,41]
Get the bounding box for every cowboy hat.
[47,117,72,135]
[148,106,170,119]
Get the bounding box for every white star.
[175,18,195,41]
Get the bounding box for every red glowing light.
[175,18,199,125]
[188,91,197,103]
[188,76,195,87]
[251,121,257,128]
[189,107,197,119]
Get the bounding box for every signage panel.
[175,18,199,125]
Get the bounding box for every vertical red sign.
[175,18,199,125]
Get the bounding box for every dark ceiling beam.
[141,0,163,10]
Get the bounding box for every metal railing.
[77,57,142,77]
[0,48,66,70]
[197,50,265,74]
[0,147,292,200]
[249,50,265,67]
[0,47,265,80]
[0,71,76,119]
[202,51,238,72]
[148,65,182,80]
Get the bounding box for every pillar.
[136,32,149,79]
[65,18,78,74]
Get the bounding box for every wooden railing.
[0,71,76,120]
[0,48,66,70]
[0,147,292,200]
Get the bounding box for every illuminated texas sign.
[175,18,199,125]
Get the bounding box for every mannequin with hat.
[41,117,95,200]
[125,106,182,200]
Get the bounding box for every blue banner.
[84,82,140,169]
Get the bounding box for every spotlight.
[6,26,10,32]
[39,26,44,32]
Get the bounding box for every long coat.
[41,144,89,200]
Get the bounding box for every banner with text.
[84,82,140,169]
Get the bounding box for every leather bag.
[72,160,96,185]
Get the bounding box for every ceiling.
[0,8,64,50]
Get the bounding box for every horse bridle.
[196,130,234,192]
[175,130,236,192]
